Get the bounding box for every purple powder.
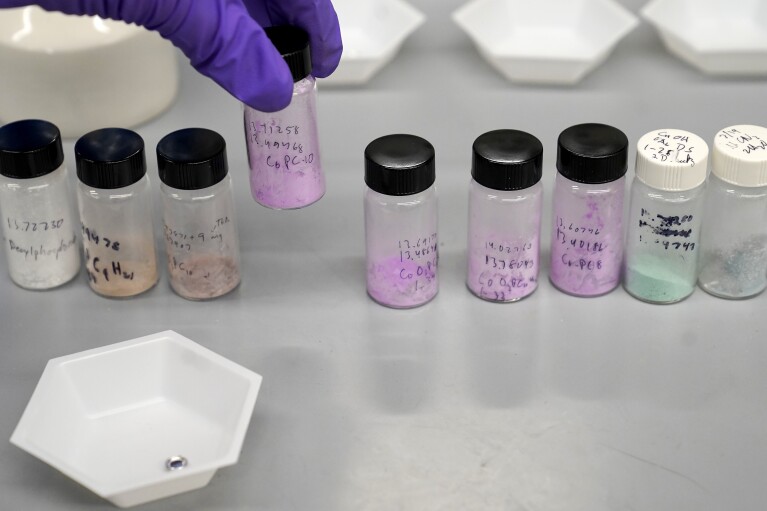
[467,238,538,302]
[367,254,438,308]
[549,177,625,296]
[243,77,324,209]
[466,180,543,302]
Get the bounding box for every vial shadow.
[359,306,437,415]
[541,292,628,401]
[462,297,540,409]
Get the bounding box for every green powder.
[624,259,695,304]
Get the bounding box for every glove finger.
[260,0,343,78]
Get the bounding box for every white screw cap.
[712,125,767,188]
[635,129,708,191]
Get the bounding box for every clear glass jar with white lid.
[157,128,241,300]
[0,119,80,289]
[624,129,708,304]
[699,125,767,299]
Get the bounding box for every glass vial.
[550,123,628,297]
[467,130,543,302]
[624,129,708,304]
[157,128,241,300]
[699,125,767,299]
[75,128,158,297]
[244,26,323,209]
[0,119,80,289]
[364,134,438,308]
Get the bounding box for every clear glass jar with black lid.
[244,25,324,210]
[549,123,629,297]
[467,129,543,302]
[157,128,241,300]
[364,134,438,309]
[0,119,80,289]
[75,128,158,298]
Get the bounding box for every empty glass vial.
[699,125,767,299]
[550,123,628,297]
[244,26,323,209]
[624,129,708,304]
[0,119,79,289]
[157,128,241,300]
[75,128,158,297]
[365,135,437,308]
[467,129,543,302]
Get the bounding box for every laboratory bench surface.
[1,2,767,509]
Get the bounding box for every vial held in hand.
[244,26,324,210]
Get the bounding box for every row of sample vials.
[0,120,240,300]
[362,124,767,308]
[2,120,766,305]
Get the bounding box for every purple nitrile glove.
[0,0,343,112]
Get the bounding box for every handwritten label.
[396,233,438,289]
[637,208,696,251]
[471,239,538,300]
[483,241,535,271]
[81,222,135,284]
[8,235,77,261]
[84,247,134,284]
[554,216,606,271]
[163,217,230,252]
[81,224,120,251]
[641,130,699,166]
[6,217,65,231]
[717,127,767,157]
[247,121,315,171]
[4,216,77,262]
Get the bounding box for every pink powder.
[549,179,625,296]
[367,255,438,308]
[467,239,538,302]
[466,180,543,302]
[243,77,324,209]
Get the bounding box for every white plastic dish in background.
[320,0,424,86]
[10,331,262,508]
[452,0,639,85]
[0,7,178,138]
[642,0,767,76]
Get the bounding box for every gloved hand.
[0,0,342,112]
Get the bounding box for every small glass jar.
[244,26,323,209]
[624,129,708,304]
[157,128,241,300]
[364,134,438,308]
[0,119,80,289]
[466,130,543,302]
[699,125,767,299]
[75,128,158,297]
[550,123,628,297]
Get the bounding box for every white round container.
[0,7,178,138]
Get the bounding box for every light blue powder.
[624,256,696,304]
